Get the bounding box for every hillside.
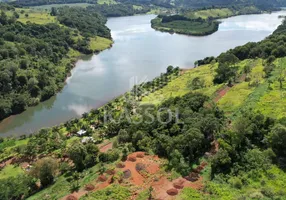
[118,0,286,9]
[0,4,112,121]
[0,2,286,200]
[0,15,286,200]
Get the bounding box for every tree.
[30,157,58,187]
[117,129,130,144]
[0,174,36,200]
[68,141,87,171]
[213,63,238,84]
[12,94,27,113]
[188,77,205,90]
[211,149,232,175]
[0,11,8,25]
[84,143,99,167]
[267,124,286,158]
[167,65,174,74]
[168,149,190,176]
[50,7,57,16]
[218,52,239,66]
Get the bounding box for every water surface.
[1,11,286,136]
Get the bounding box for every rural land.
[0,0,286,200]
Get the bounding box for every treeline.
[11,0,97,7]
[159,14,208,23]
[85,4,150,17]
[111,0,286,9]
[55,6,111,38]
[117,0,174,8]
[0,5,111,121]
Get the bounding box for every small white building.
[81,137,95,144]
[77,129,87,136]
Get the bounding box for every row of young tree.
[0,5,111,121]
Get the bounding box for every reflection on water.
[1,11,286,136]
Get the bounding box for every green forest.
[0,4,111,120]
[0,1,286,200]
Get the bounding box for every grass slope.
[0,165,23,179]
[16,8,57,24]
[89,36,113,52]
[32,3,93,10]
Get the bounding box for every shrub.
[135,163,146,172]
[229,177,243,189]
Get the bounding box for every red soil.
[66,195,78,200]
[136,152,145,158]
[116,162,125,168]
[128,156,137,162]
[106,169,116,175]
[98,175,107,182]
[85,184,95,191]
[214,86,231,102]
[167,188,179,196]
[122,158,144,185]
[62,151,206,200]
[99,142,113,153]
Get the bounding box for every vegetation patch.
[89,36,113,52]
[80,184,131,200]
[0,164,23,179]
[151,15,219,36]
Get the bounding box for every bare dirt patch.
[66,195,78,200]
[85,184,95,191]
[116,162,125,168]
[214,86,231,102]
[98,175,108,182]
[99,142,113,153]
[167,188,179,196]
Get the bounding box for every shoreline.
[0,38,114,133]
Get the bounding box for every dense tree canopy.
[56,7,111,38]
[0,5,111,120]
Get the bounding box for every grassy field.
[217,59,265,115]
[27,163,102,200]
[89,37,113,52]
[142,64,219,105]
[0,165,24,179]
[254,58,286,118]
[32,3,93,10]
[16,8,57,24]
[97,0,117,5]
[81,184,130,200]
[217,82,255,114]
[185,6,260,20]
[187,8,233,19]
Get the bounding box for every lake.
[1,11,286,136]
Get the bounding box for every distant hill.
[117,0,286,9]
[10,0,286,8]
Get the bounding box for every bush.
[229,177,243,189]
[135,163,146,172]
